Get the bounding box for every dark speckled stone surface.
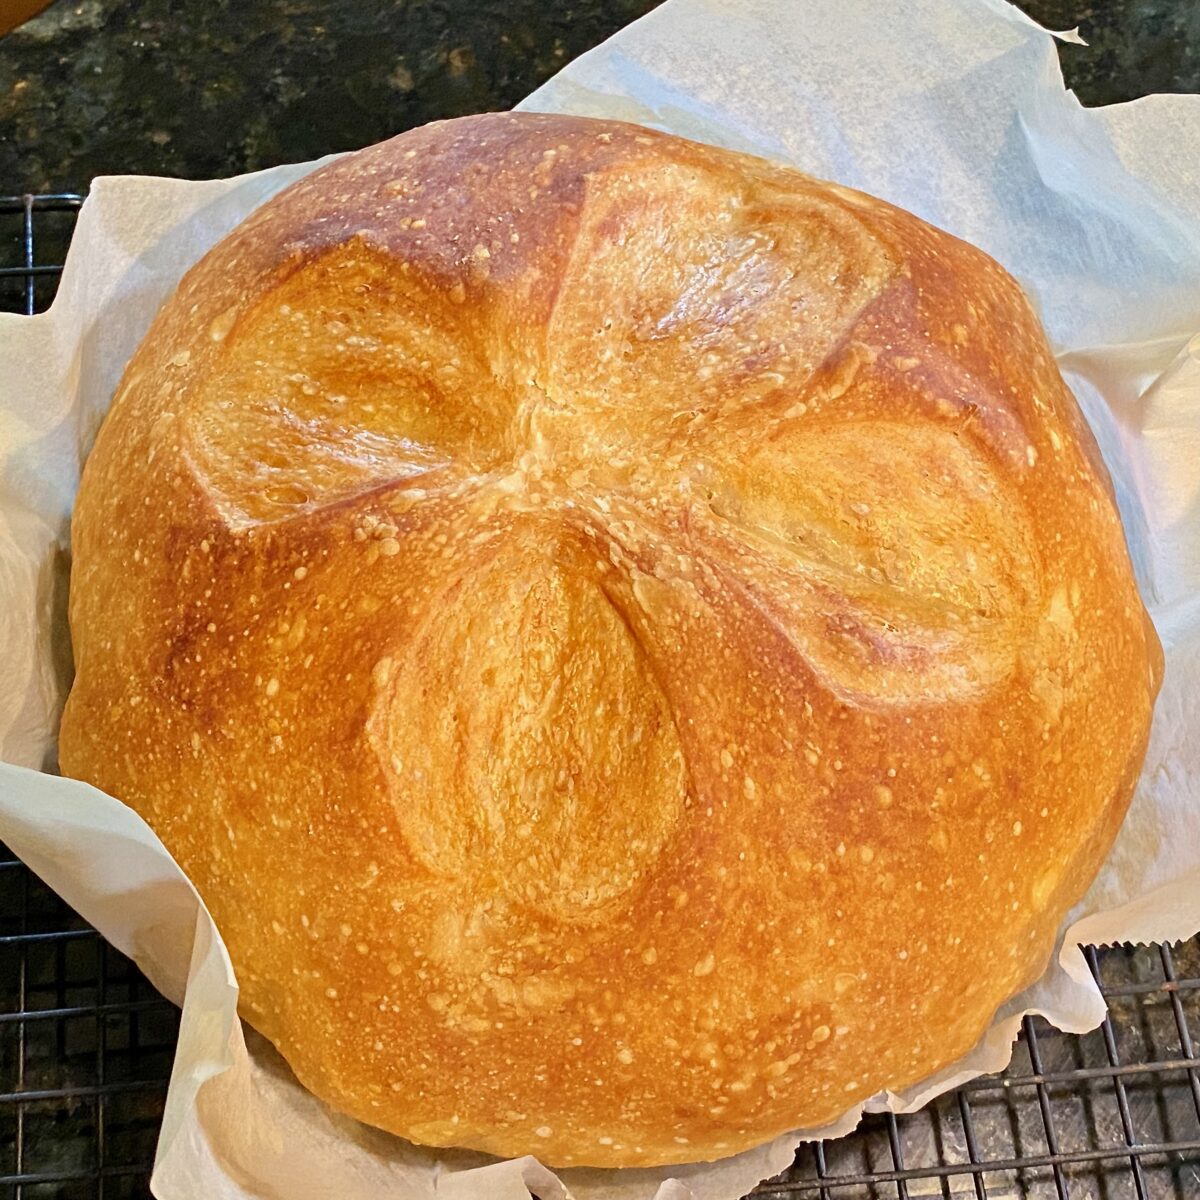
[1033,0,1200,103]
[1,1,1198,193]
[0,0,662,190]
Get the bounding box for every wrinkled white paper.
[2,1,1199,1197]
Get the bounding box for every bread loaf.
[59,113,1162,1168]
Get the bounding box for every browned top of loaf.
[59,112,1161,1168]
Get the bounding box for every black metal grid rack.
[3,194,1200,1200]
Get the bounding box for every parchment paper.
[2,1,1199,1197]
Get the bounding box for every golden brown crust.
[59,113,1162,1168]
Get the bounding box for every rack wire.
[3,193,1199,1200]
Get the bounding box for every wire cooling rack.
[3,192,1200,1200]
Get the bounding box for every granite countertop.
[1,0,1198,192]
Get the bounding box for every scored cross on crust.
[60,113,1161,1168]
